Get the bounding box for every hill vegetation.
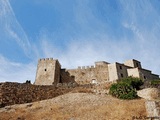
[109,77,143,99]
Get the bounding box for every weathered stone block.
[145,100,160,117]
[137,88,160,100]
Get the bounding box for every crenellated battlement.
[38,58,61,68]
[39,58,58,61]
[77,65,95,70]
[35,58,61,85]
[75,61,109,70]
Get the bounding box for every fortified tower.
[34,58,61,85]
[124,59,142,68]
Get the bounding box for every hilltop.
[0,92,146,120]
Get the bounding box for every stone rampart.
[77,66,95,70]
[0,81,112,108]
[0,82,73,108]
[67,64,109,84]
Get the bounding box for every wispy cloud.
[38,0,160,75]
[0,0,33,58]
[120,0,160,74]
[0,55,36,83]
[0,0,37,82]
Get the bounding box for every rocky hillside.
[0,93,146,120]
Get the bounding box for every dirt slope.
[0,93,146,120]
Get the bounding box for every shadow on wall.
[60,69,75,83]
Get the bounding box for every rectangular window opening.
[136,63,139,67]
[119,66,122,70]
[121,73,123,77]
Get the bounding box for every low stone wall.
[0,82,73,108]
[0,82,113,108]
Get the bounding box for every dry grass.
[0,93,146,120]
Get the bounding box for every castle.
[34,58,159,85]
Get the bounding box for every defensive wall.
[0,82,77,108]
[60,69,75,83]
[0,81,112,108]
[34,58,159,85]
[67,61,109,84]
[1,82,160,118]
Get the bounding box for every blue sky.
[0,0,160,83]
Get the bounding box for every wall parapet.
[39,58,58,61]
[77,66,95,70]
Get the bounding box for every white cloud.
[0,0,32,58]
[0,0,38,83]
[0,55,36,83]
[31,0,160,76]
[39,26,160,76]
[120,0,160,75]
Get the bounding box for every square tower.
[124,59,142,68]
[34,58,61,85]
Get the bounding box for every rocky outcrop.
[137,88,160,117]
[137,88,160,100]
[145,100,160,117]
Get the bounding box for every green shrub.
[109,77,143,100]
[120,77,143,90]
[150,79,160,85]
[109,82,137,99]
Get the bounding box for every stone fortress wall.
[0,82,78,107]
[34,58,159,85]
[67,61,109,84]
[0,81,108,107]
[66,59,159,84]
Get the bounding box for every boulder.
[137,88,160,100]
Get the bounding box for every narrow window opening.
[144,76,146,79]
[136,63,139,67]
[121,73,123,77]
[59,76,62,83]
[119,66,122,70]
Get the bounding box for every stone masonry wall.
[67,63,109,84]
[0,82,73,108]
[0,82,110,108]
[60,69,75,83]
[67,67,96,84]
[35,58,61,85]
